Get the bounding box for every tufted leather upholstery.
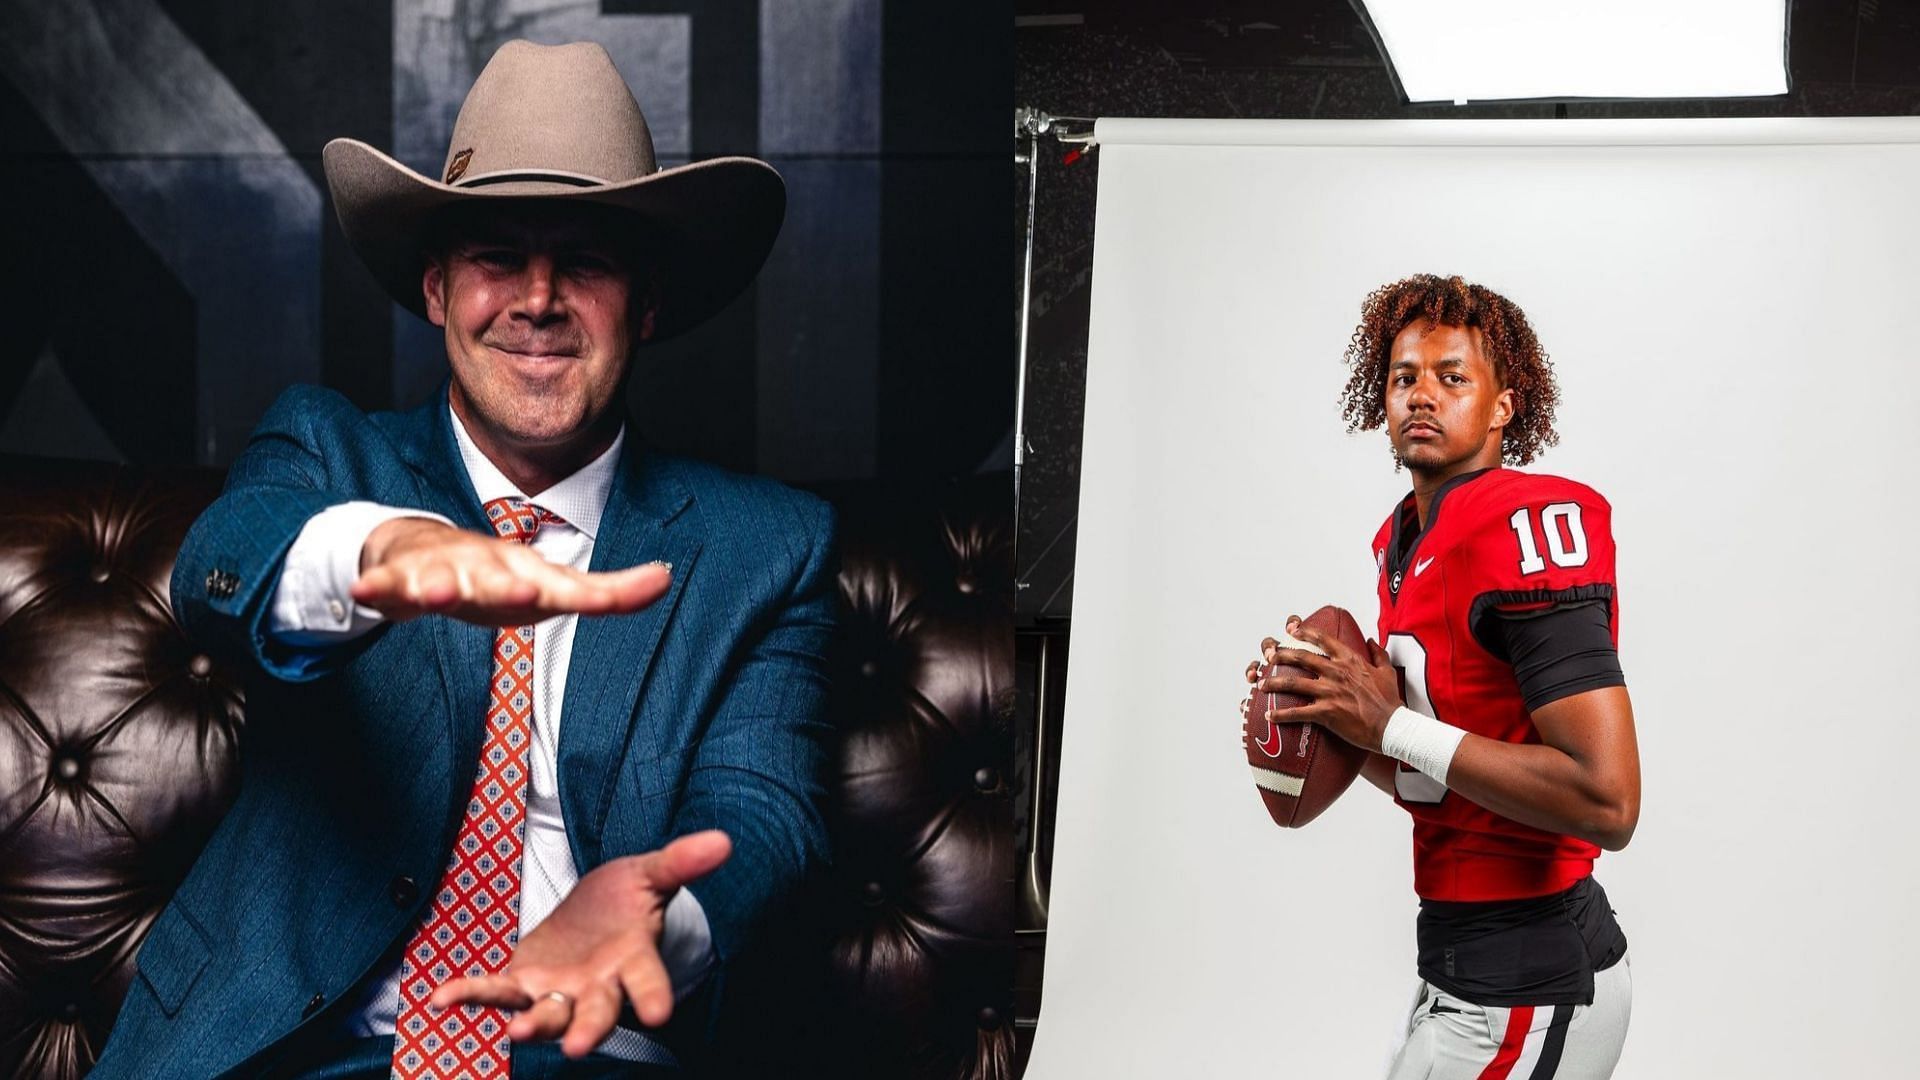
[0,456,1014,1080]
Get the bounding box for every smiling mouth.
[490,344,579,361]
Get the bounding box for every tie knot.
[483,497,563,544]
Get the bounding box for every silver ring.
[543,990,573,1009]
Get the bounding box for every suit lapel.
[555,437,700,870]
[396,388,496,827]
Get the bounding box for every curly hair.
[1337,274,1560,467]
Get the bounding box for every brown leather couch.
[0,455,1014,1079]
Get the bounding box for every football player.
[1250,274,1639,1079]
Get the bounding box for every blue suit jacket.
[94,385,837,1079]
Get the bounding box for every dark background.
[0,0,1011,486]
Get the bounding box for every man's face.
[1384,320,1513,474]
[422,204,656,458]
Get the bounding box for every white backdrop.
[1028,117,1920,1079]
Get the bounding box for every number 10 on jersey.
[1510,502,1589,574]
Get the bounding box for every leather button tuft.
[954,575,976,595]
[859,660,878,678]
[52,755,81,782]
[89,565,111,584]
[58,1001,80,1021]
[303,993,325,1019]
[189,654,213,678]
[977,1006,1001,1029]
[973,766,997,791]
[390,876,419,908]
[861,881,884,906]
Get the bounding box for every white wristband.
[1380,706,1467,787]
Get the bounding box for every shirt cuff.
[663,886,717,1001]
[266,502,454,646]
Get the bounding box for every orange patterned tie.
[391,497,559,1080]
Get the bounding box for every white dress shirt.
[265,408,712,1065]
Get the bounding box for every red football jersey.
[1372,468,1619,902]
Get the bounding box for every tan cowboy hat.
[322,39,783,343]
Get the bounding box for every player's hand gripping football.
[1256,615,1405,751]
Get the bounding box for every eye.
[471,249,520,270]
[1442,372,1466,385]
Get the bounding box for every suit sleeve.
[670,494,838,974]
[170,386,388,681]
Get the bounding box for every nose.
[511,254,564,323]
[1405,370,1437,410]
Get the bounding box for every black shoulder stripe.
[1467,584,1615,659]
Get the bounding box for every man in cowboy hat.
[93,40,833,1079]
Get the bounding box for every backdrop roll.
[1028,116,1920,1079]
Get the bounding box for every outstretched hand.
[1256,615,1403,751]
[429,830,733,1058]
[351,517,670,626]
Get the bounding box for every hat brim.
[322,137,785,344]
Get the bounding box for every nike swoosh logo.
[1415,556,1436,575]
[1253,705,1285,758]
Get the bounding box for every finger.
[1296,624,1357,663]
[351,566,426,619]
[561,985,622,1059]
[430,974,535,1011]
[525,560,667,617]
[1267,647,1331,676]
[1245,659,1263,684]
[639,830,733,892]
[1368,638,1390,665]
[1260,674,1321,697]
[597,562,674,613]
[507,990,575,1042]
[350,564,397,603]
[409,561,462,610]
[476,567,541,613]
[1283,615,1302,636]
[438,559,541,625]
[1261,634,1283,664]
[1269,702,1330,730]
[617,951,676,1028]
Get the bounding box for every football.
[1240,604,1371,827]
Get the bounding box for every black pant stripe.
[1529,1003,1573,1078]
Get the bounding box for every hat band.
[452,167,617,189]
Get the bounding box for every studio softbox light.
[1356,0,1789,104]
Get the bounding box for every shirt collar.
[448,404,622,541]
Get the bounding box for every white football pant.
[1385,952,1631,1080]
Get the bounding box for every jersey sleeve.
[1456,475,1618,646]
[1479,601,1626,710]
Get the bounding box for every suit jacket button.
[390,876,419,908]
[302,993,325,1019]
